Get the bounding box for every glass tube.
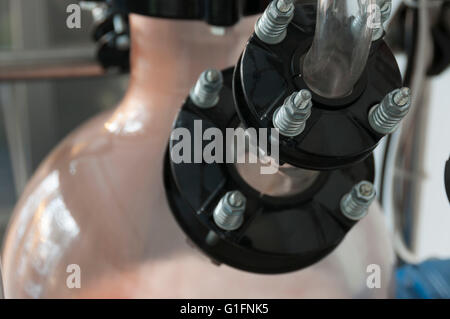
[303,0,375,98]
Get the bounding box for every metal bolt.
[255,0,295,45]
[369,87,412,134]
[272,90,313,137]
[372,0,392,41]
[340,181,376,221]
[213,191,246,231]
[190,69,223,109]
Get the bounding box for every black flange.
[162,3,400,274]
[164,68,375,274]
[233,4,402,170]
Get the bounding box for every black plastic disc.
[233,3,402,170]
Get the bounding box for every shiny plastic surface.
[1,15,394,298]
[304,0,375,98]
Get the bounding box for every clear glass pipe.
[303,0,375,99]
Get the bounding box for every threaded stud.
[369,87,411,134]
[213,191,246,231]
[273,90,313,137]
[190,69,223,109]
[255,0,295,45]
[340,181,376,221]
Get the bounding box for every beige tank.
[1,15,395,299]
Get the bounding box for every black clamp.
[164,3,403,274]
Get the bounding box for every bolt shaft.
[273,90,313,137]
[372,0,392,41]
[255,0,295,45]
[369,87,411,134]
[190,69,223,109]
[213,191,246,231]
[277,0,294,12]
[341,181,376,221]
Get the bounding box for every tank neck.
[126,14,257,102]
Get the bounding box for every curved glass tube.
[303,0,375,98]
